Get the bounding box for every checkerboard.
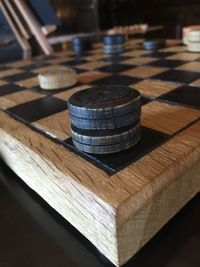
[1,39,200,174]
[0,39,200,265]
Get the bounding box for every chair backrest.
[0,0,54,56]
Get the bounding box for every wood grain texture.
[121,66,168,78]
[0,68,23,78]
[16,76,39,88]
[33,110,72,140]
[0,109,200,266]
[78,61,110,70]
[176,61,200,72]
[121,57,157,66]
[54,85,91,101]
[141,101,200,135]
[166,52,200,61]
[77,71,111,84]
[132,79,181,98]
[112,121,200,265]
[0,90,44,109]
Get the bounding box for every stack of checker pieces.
[68,85,141,154]
[0,38,200,175]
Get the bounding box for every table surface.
[0,160,200,267]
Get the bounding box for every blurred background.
[1,0,200,37]
[1,0,200,62]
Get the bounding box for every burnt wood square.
[8,96,67,123]
[3,71,36,82]
[0,83,26,96]
[152,69,200,84]
[159,85,200,108]
[91,74,141,86]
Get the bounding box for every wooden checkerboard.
[0,38,200,266]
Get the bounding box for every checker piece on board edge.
[38,66,77,90]
[68,85,141,154]
[103,34,125,54]
[143,39,165,50]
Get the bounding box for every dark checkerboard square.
[143,52,176,58]
[152,69,200,84]
[8,96,67,123]
[141,96,151,105]
[102,55,131,62]
[3,71,36,82]
[147,59,187,68]
[159,85,200,108]
[62,58,88,66]
[97,63,133,73]
[33,55,57,61]
[31,82,82,96]
[71,67,88,74]
[20,62,50,71]
[64,127,167,175]
[91,74,141,86]
[0,83,26,96]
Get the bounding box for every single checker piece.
[38,66,77,90]
[143,39,165,50]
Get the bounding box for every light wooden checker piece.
[0,38,200,267]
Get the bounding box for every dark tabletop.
[0,160,200,267]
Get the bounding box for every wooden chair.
[0,0,54,57]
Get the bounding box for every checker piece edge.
[68,85,141,130]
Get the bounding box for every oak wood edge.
[115,126,200,227]
[1,111,200,266]
[116,160,200,266]
[0,111,120,265]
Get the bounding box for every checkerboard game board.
[0,38,200,267]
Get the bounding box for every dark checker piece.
[103,34,125,45]
[71,122,140,145]
[103,34,125,54]
[143,39,165,50]
[71,123,141,154]
[159,85,200,108]
[72,36,92,55]
[68,85,141,129]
